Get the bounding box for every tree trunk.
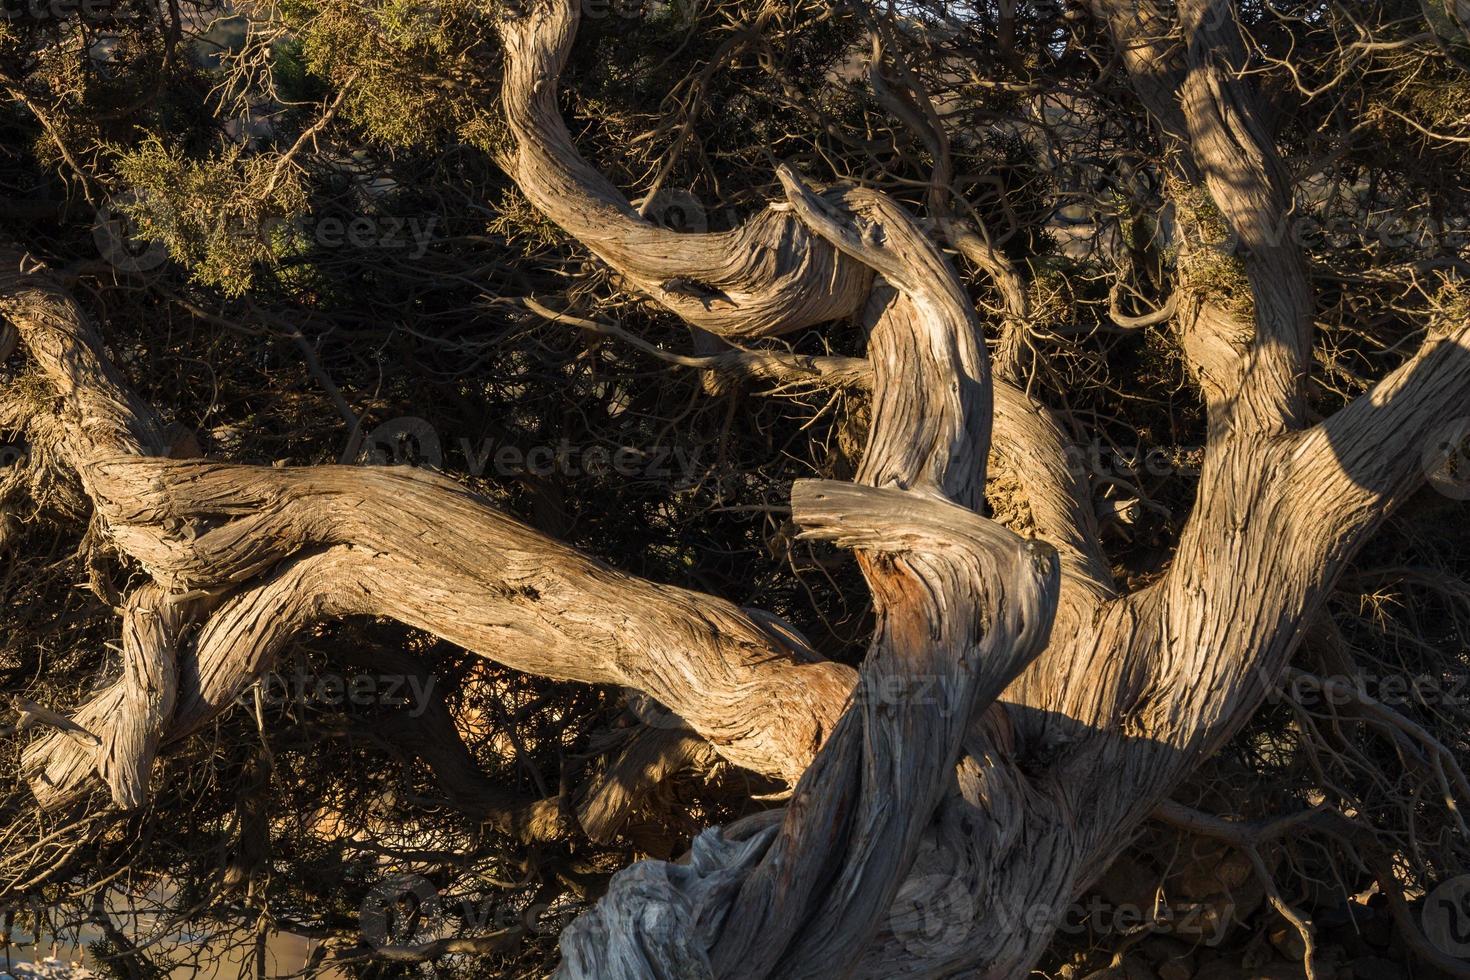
[5,0,1470,975]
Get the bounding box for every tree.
[1,0,1469,976]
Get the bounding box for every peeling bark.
[5,0,1470,975]
[5,250,853,801]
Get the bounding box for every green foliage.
[1169,181,1255,320]
[114,138,308,296]
[285,0,506,149]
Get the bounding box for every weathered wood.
[20,480,857,801]
[7,0,1470,975]
[1090,0,1312,436]
[96,584,192,810]
[499,0,1110,592]
[499,0,873,338]
[495,1,1470,975]
[558,159,1062,978]
[4,250,854,802]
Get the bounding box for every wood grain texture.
[557,157,1062,979]
[6,0,1470,974]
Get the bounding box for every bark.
[96,584,192,810]
[489,1,1470,974]
[4,250,853,802]
[557,159,1062,980]
[500,5,1112,592]
[1090,0,1312,435]
[499,0,874,339]
[19,465,856,798]
[5,0,1470,975]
